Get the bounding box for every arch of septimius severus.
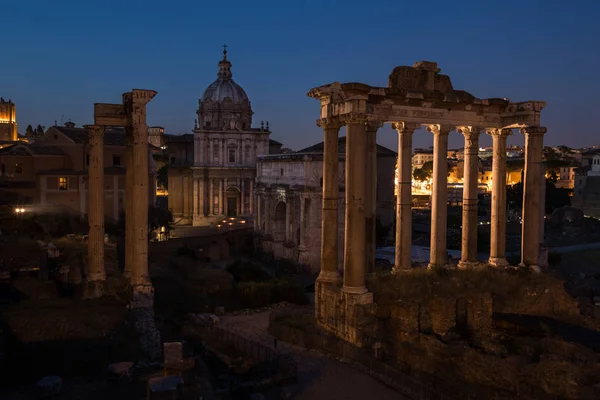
[308,61,546,340]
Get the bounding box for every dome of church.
[201,49,249,104]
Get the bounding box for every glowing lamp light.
[14,207,25,213]
[229,217,235,221]
[228,222,233,226]
[240,220,246,224]
[216,224,222,228]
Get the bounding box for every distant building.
[573,155,600,217]
[148,126,165,148]
[0,98,17,142]
[167,49,280,226]
[0,123,155,221]
[412,148,433,169]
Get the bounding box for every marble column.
[129,89,156,298]
[427,124,452,269]
[209,179,214,215]
[458,126,482,269]
[520,126,547,270]
[316,117,343,283]
[199,178,205,217]
[488,128,512,267]
[392,122,419,272]
[365,121,382,274]
[83,124,106,298]
[219,179,224,215]
[249,179,254,214]
[241,179,246,215]
[124,125,134,280]
[343,114,368,294]
[192,179,199,224]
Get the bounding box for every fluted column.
[128,89,156,297]
[343,114,368,294]
[317,117,343,283]
[192,179,199,224]
[83,124,106,298]
[488,128,512,267]
[392,122,419,272]
[521,126,546,269]
[458,126,482,268]
[241,179,246,215]
[365,121,382,274]
[427,124,453,269]
[249,179,254,214]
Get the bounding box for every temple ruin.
[308,61,546,344]
[83,89,157,304]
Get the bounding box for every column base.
[342,285,368,295]
[457,260,478,270]
[82,280,104,299]
[519,263,542,273]
[488,257,509,268]
[317,270,340,284]
[131,284,155,309]
[391,266,412,274]
[427,263,448,270]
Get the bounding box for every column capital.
[457,126,483,139]
[341,113,368,126]
[392,121,420,133]
[316,117,343,130]
[366,120,384,133]
[84,124,105,146]
[520,126,547,136]
[486,128,513,137]
[426,124,454,135]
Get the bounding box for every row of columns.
[317,113,546,296]
[193,177,253,217]
[84,90,156,300]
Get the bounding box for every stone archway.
[225,186,241,217]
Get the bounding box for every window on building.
[14,164,24,174]
[59,177,68,190]
[280,168,284,177]
[320,177,323,187]
[205,121,211,127]
[113,155,121,166]
[229,149,236,163]
[86,154,89,165]
[170,156,176,164]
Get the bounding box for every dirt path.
[220,311,408,400]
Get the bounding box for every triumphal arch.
[308,61,546,344]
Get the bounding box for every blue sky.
[3,0,600,151]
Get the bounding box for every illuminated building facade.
[0,98,17,142]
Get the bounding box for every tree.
[25,124,34,136]
[157,165,168,190]
[413,168,429,181]
[35,125,44,135]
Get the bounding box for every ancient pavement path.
[219,310,408,400]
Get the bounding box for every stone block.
[390,300,420,333]
[429,297,457,336]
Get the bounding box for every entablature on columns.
[307,61,546,131]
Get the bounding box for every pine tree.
[25,125,34,136]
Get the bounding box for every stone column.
[241,179,246,215]
[316,117,343,283]
[192,179,199,225]
[392,122,419,272]
[365,121,382,274]
[521,126,547,270]
[488,128,512,267]
[219,179,224,215]
[113,175,119,222]
[427,124,453,269]
[209,179,214,215]
[199,178,205,217]
[129,89,156,299]
[249,179,254,214]
[83,124,106,298]
[458,126,482,269]
[343,114,368,294]
[124,127,134,280]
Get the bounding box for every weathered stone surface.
[429,297,456,336]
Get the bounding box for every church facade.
[168,49,278,226]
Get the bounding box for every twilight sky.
[4,0,600,152]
